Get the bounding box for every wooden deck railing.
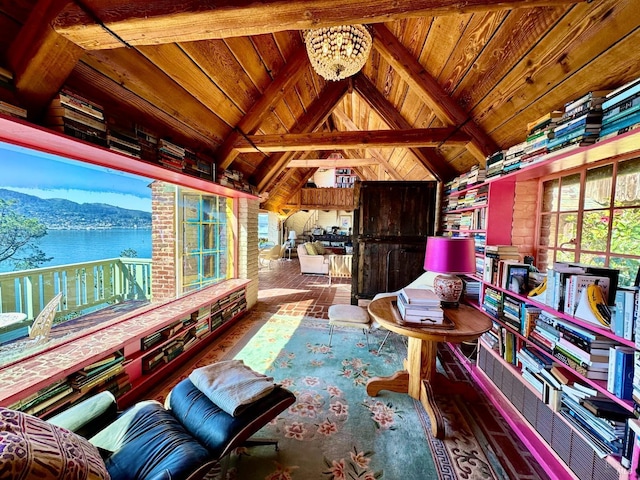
[0,258,152,319]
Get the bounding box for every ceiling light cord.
[72,0,133,49]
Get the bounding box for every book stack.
[46,90,107,147]
[69,353,126,394]
[503,141,526,172]
[107,124,141,158]
[135,124,159,162]
[517,345,560,406]
[521,110,564,165]
[606,345,634,401]
[9,379,74,417]
[599,76,640,139]
[560,390,627,457]
[501,295,523,331]
[465,165,486,186]
[547,90,610,152]
[158,138,186,172]
[485,150,505,178]
[396,287,444,325]
[183,149,214,180]
[0,66,12,89]
[481,285,503,319]
[0,100,27,119]
[483,244,520,285]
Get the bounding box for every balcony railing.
[0,258,152,319]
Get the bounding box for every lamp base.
[433,273,464,308]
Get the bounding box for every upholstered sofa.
[0,363,296,480]
[297,242,330,274]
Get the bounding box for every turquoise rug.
[217,314,436,479]
[151,312,511,480]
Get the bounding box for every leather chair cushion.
[167,378,296,459]
[89,400,210,480]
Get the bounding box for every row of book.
[442,184,488,211]
[600,77,640,140]
[0,100,27,119]
[41,88,230,184]
[482,325,634,459]
[9,351,131,418]
[443,165,486,193]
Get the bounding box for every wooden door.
[351,181,437,304]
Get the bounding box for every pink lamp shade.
[423,237,476,306]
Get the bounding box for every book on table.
[398,287,440,306]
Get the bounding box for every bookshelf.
[335,168,358,188]
[0,280,249,415]
[442,129,640,480]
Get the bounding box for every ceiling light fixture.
[304,25,372,81]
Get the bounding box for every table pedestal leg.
[366,338,478,440]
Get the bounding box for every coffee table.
[366,295,492,439]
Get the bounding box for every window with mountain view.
[0,141,235,366]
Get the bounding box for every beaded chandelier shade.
[304,25,372,81]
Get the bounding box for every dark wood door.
[351,181,437,304]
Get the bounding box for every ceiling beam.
[372,23,498,162]
[52,0,585,50]
[234,127,470,153]
[253,80,350,193]
[217,46,310,170]
[352,73,455,181]
[8,0,84,113]
[332,109,403,181]
[288,158,378,168]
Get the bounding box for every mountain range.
[0,188,152,230]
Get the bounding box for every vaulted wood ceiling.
[1,0,639,214]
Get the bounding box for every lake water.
[0,228,152,273]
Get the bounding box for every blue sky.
[0,142,152,212]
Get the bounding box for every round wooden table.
[366,296,492,439]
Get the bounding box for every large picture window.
[537,157,640,286]
[180,192,231,291]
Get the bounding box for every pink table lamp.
[423,236,476,307]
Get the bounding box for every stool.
[328,304,371,349]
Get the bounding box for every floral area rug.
[151,311,505,480]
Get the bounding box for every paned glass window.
[537,157,640,286]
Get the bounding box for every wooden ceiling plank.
[137,43,244,127]
[254,80,351,192]
[217,45,310,169]
[8,0,84,113]
[234,127,470,153]
[179,39,262,114]
[67,62,220,153]
[474,0,639,140]
[372,23,497,159]
[53,0,585,49]
[353,73,455,180]
[81,48,229,143]
[452,6,566,113]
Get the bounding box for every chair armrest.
[47,390,117,439]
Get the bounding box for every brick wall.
[239,197,259,308]
[511,180,538,260]
[151,181,177,301]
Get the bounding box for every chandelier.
[304,25,372,81]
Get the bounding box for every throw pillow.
[0,407,110,480]
[304,242,318,255]
[313,241,326,254]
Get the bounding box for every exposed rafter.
[234,128,470,153]
[53,0,585,50]
[331,109,404,181]
[352,73,455,181]
[254,80,350,193]
[216,46,310,170]
[288,158,378,168]
[372,24,498,163]
[8,0,84,112]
